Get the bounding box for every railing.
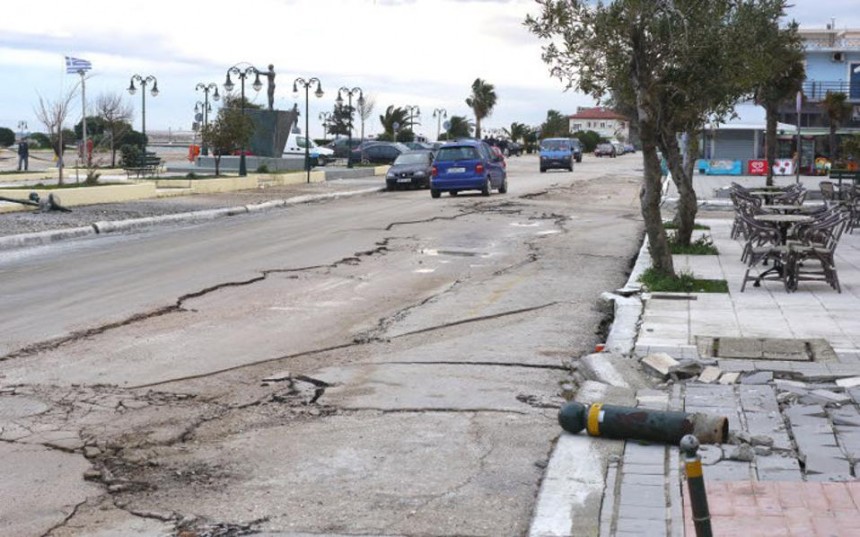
[802,81,860,102]
[804,36,860,50]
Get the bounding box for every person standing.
[17,139,29,171]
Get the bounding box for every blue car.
[430,140,508,198]
[539,137,576,172]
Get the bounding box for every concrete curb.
[0,226,97,250]
[0,187,386,250]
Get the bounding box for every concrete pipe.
[558,401,728,445]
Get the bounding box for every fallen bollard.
[681,435,713,537]
[558,401,728,444]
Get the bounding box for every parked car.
[405,141,435,151]
[430,140,507,198]
[594,142,617,158]
[570,138,583,163]
[349,141,410,165]
[282,130,334,166]
[611,141,626,155]
[385,150,435,190]
[539,137,575,172]
[506,141,523,157]
[623,143,636,154]
[327,137,365,159]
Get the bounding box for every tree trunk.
[640,119,675,277]
[661,130,698,247]
[475,117,482,140]
[765,103,778,186]
[830,124,838,163]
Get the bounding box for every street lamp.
[432,108,447,141]
[127,74,159,165]
[224,63,262,176]
[195,82,220,156]
[318,111,333,139]
[293,77,325,183]
[336,86,363,168]
[405,105,421,140]
[17,120,27,140]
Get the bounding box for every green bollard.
[558,402,728,445]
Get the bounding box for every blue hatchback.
[430,140,507,198]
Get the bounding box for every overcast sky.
[1,0,859,140]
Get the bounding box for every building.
[771,22,860,171]
[567,107,630,142]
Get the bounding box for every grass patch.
[639,268,728,293]
[668,233,719,255]
[663,220,710,230]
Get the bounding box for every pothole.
[696,336,838,362]
[420,248,488,258]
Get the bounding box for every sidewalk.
[579,216,860,536]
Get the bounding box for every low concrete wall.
[0,183,157,213]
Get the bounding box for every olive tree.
[200,107,254,176]
[34,89,76,185]
[526,0,794,272]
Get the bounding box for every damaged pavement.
[0,169,646,537]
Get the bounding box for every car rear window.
[394,153,429,165]
[436,146,481,162]
[541,140,570,151]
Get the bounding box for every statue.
[260,64,276,110]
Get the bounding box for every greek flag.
[65,56,92,74]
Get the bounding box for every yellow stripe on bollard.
[586,403,603,436]
[686,459,703,479]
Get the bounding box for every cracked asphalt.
[0,155,645,536]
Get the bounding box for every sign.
[443,120,452,131]
[748,159,768,176]
[773,159,794,176]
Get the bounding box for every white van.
[282,129,334,165]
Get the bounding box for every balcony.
[804,36,860,50]
[802,81,860,102]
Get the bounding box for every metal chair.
[785,210,851,293]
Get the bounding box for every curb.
[0,187,385,251]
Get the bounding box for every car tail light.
[431,166,438,178]
[476,163,484,174]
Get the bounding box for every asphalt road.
[0,154,645,536]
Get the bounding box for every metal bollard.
[558,402,728,445]
[681,435,713,537]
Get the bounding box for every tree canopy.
[465,78,497,139]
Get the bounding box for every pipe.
[558,402,728,445]
[681,435,714,537]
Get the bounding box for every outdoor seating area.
[731,182,858,293]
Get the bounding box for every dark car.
[570,138,583,163]
[430,139,507,198]
[405,141,435,151]
[594,142,617,158]
[349,141,410,165]
[327,137,365,159]
[385,150,435,190]
[506,141,523,157]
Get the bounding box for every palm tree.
[465,78,497,139]
[444,115,474,139]
[378,105,413,141]
[822,91,852,162]
[503,122,529,144]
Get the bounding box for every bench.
[124,153,164,178]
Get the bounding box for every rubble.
[697,366,721,384]
[641,352,679,379]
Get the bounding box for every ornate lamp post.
[433,108,447,141]
[195,82,220,156]
[127,74,159,164]
[318,111,333,139]
[293,77,324,183]
[223,63,262,176]
[405,105,421,140]
[336,86,363,168]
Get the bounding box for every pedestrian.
[17,139,29,171]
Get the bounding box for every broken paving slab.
[697,366,721,384]
[740,371,774,385]
[800,389,852,407]
[836,376,860,389]
[578,352,651,390]
[640,352,679,380]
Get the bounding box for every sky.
[1,0,859,141]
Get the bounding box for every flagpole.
[81,70,88,166]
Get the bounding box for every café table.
[749,213,814,288]
[748,190,782,205]
[760,204,815,215]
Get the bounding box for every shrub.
[0,127,14,147]
[639,268,728,293]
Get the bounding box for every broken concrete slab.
[800,389,852,407]
[718,372,740,385]
[835,376,860,389]
[698,366,722,384]
[574,380,637,407]
[579,352,651,390]
[740,371,774,385]
[641,353,679,379]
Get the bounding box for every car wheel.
[540,167,546,173]
[499,176,508,194]
[450,190,458,196]
[431,189,441,199]
[481,176,491,196]
[576,156,582,163]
